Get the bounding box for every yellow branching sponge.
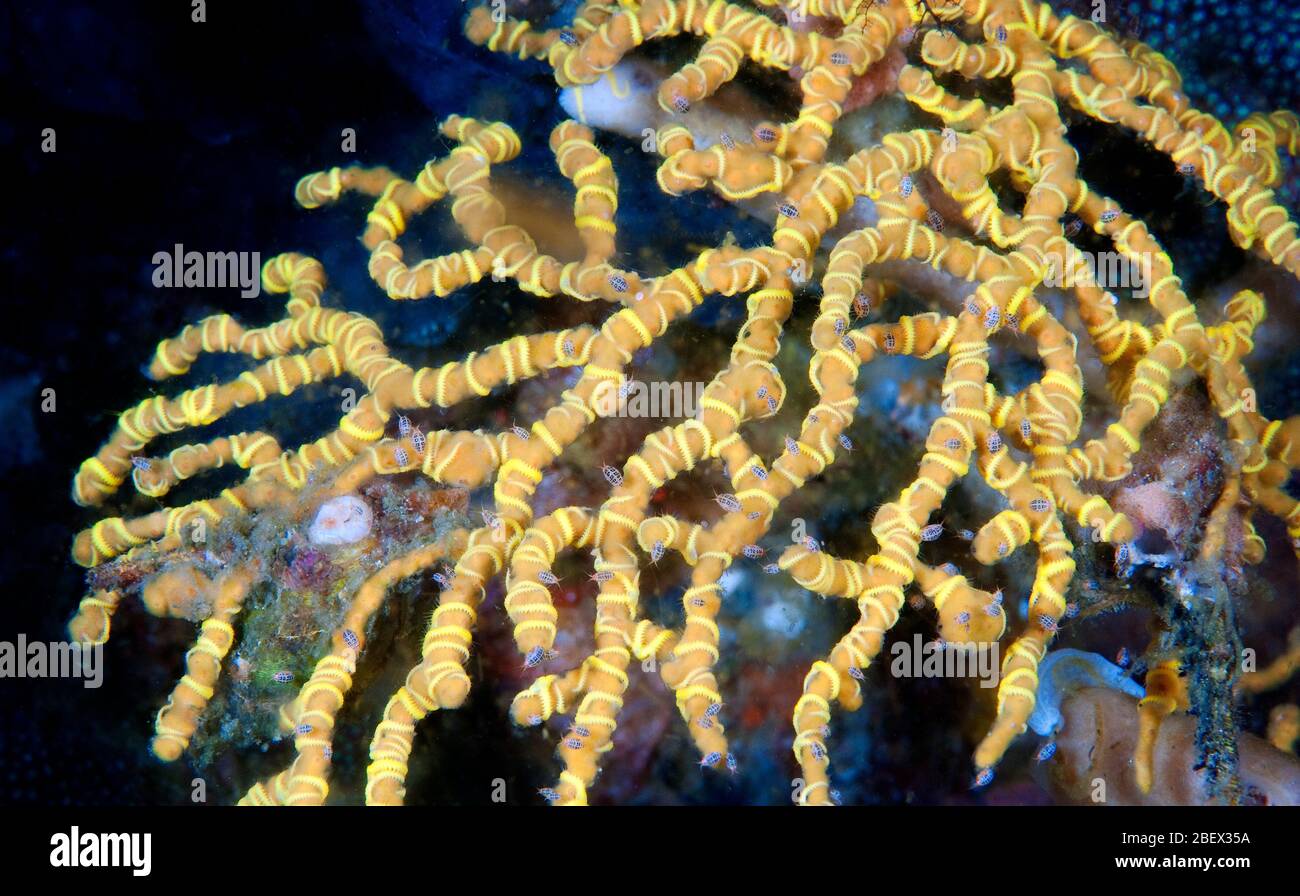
[70,0,1300,804]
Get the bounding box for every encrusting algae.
[67,0,1300,805]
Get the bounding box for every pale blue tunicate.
[1027,649,1145,736]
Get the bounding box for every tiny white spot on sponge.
[308,495,373,546]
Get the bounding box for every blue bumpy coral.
[1089,0,1300,122]
[1155,1,1296,118]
